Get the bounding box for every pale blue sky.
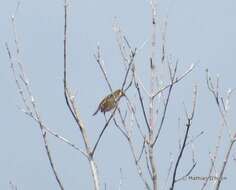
[1,0,236,189]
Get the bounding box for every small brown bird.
[93,89,125,116]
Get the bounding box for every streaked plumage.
[93,89,125,116]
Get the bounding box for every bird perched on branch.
[93,89,125,116]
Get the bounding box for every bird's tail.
[92,107,100,116]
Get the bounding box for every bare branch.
[19,104,88,157]
[134,81,150,132]
[44,126,88,157]
[113,118,129,140]
[6,4,66,189]
[152,62,178,146]
[186,131,204,147]
[170,86,197,190]
[128,137,151,190]
[93,29,152,189]
[125,95,146,139]
[206,70,228,126]
[62,1,100,189]
[202,71,235,190]
[92,108,118,156]
[113,20,130,64]
[161,153,174,190]
[94,45,113,92]
[144,143,153,179]
[114,118,151,190]
[43,132,65,190]
[175,162,197,182]
[137,139,146,163]
[121,49,136,91]
[214,138,236,190]
[152,64,195,99]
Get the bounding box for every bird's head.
[114,89,125,99]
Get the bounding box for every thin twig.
[152,62,178,146]
[161,153,174,190]
[44,126,88,157]
[128,137,151,190]
[92,108,118,156]
[63,1,100,189]
[170,86,197,190]
[121,49,136,90]
[202,70,234,190]
[125,95,145,139]
[113,20,129,64]
[186,131,204,147]
[214,138,236,190]
[137,139,146,163]
[175,162,197,182]
[114,119,151,190]
[96,24,150,190]
[6,4,65,189]
[206,70,229,128]
[43,131,65,190]
[135,81,150,132]
[152,64,195,99]
[113,118,129,140]
[94,45,113,92]
[19,104,88,157]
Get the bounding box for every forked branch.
[170,86,197,190]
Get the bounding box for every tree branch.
[170,86,197,190]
